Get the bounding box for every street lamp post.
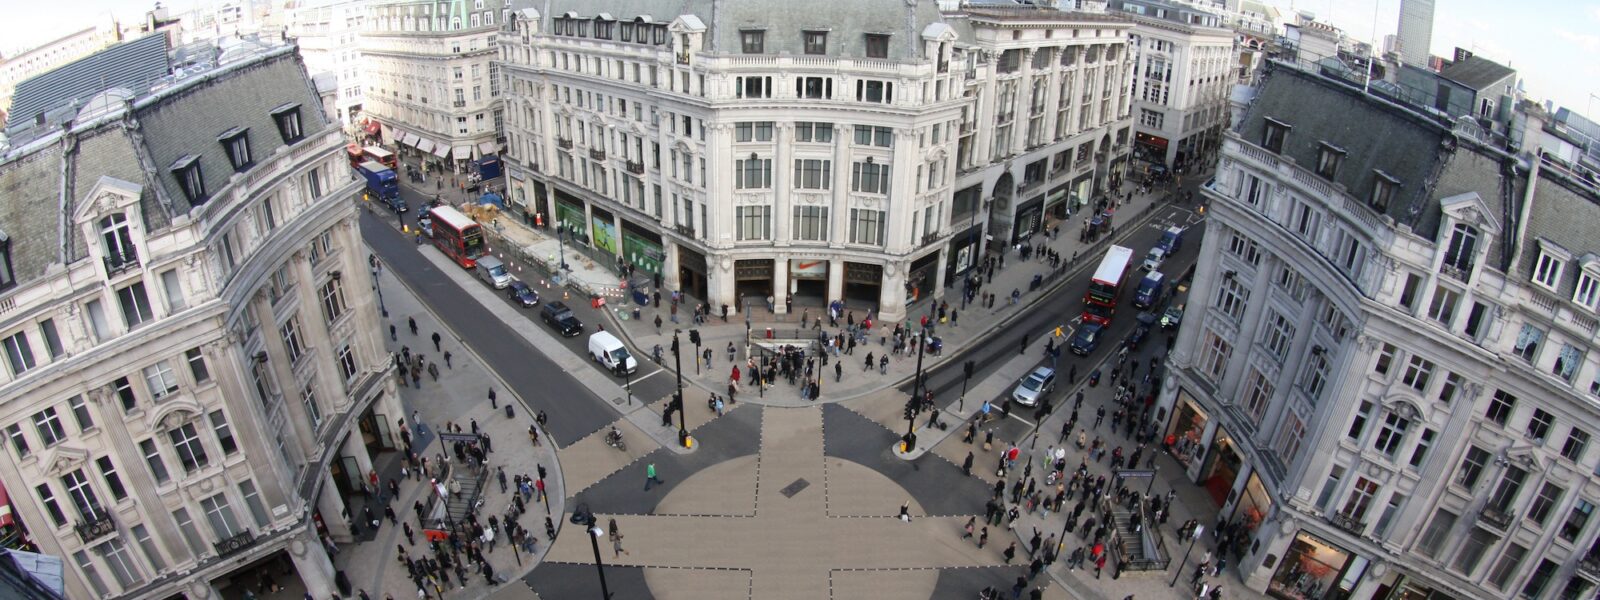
[1169,525,1204,588]
[671,330,688,447]
[585,523,612,599]
[556,224,568,284]
[903,330,928,451]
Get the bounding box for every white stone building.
[0,25,122,118]
[1156,60,1600,599]
[0,45,396,599]
[361,0,508,171]
[1109,0,1235,169]
[286,0,368,126]
[496,0,1135,322]
[1396,0,1435,68]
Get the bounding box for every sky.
[3,0,1599,115]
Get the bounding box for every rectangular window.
[185,348,210,383]
[320,279,347,324]
[1261,310,1294,360]
[1438,372,1463,404]
[1303,352,1330,403]
[1375,493,1406,537]
[1427,286,1459,325]
[1527,482,1564,526]
[863,33,890,59]
[1574,272,1600,311]
[143,361,178,400]
[1373,412,1411,457]
[735,206,772,241]
[114,376,136,413]
[32,408,64,447]
[1402,355,1434,391]
[1562,428,1590,462]
[36,484,66,526]
[1457,445,1491,490]
[301,383,322,430]
[804,31,827,55]
[791,206,829,242]
[1452,527,1497,576]
[281,318,306,364]
[1242,368,1274,427]
[1527,408,1555,443]
[793,159,832,190]
[848,209,887,246]
[338,345,358,382]
[86,299,110,341]
[200,493,243,539]
[1561,499,1594,542]
[272,104,303,143]
[1513,323,1543,362]
[1416,510,1458,559]
[96,456,127,502]
[209,410,237,456]
[38,319,63,359]
[1315,143,1345,178]
[220,130,252,171]
[734,159,773,189]
[1261,118,1289,153]
[850,161,891,194]
[1409,429,1436,468]
[1520,559,1557,599]
[1487,544,1527,590]
[168,423,209,474]
[73,551,108,597]
[1315,465,1345,511]
[1464,302,1489,339]
[1199,329,1232,382]
[796,76,832,99]
[1374,343,1398,375]
[308,168,322,199]
[2,331,35,375]
[740,30,764,54]
[1486,390,1517,426]
[1347,400,1374,441]
[159,269,186,312]
[1554,344,1582,382]
[1533,251,1565,290]
[61,468,102,520]
[5,424,28,458]
[1340,477,1380,522]
[172,157,207,203]
[794,122,834,143]
[1487,466,1528,513]
[1370,173,1398,211]
[172,507,205,557]
[1399,272,1422,310]
[131,524,165,572]
[117,282,155,328]
[1273,413,1307,464]
[239,480,270,528]
[855,80,892,103]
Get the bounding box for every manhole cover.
[779,478,810,498]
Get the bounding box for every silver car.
[1012,366,1057,407]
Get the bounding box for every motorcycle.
[604,427,626,452]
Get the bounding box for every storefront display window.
[1166,389,1208,467]
[1269,532,1352,600]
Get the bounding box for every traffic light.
[903,397,920,421]
[689,329,701,345]
[963,360,976,380]
[671,335,680,354]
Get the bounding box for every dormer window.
[1262,118,1290,153]
[1574,268,1600,312]
[1533,242,1570,292]
[740,30,764,54]
[99,214,138,272]
[219,127,252,172]
[170,155,207,204]
[864,33,890,59]
[1443,223,1478,272]
[1369,171,1399,212]
[620,22,634,42]
[804,31,827,55]
[594,16,613,40]
[270,103,304,144]
[1316,142,1345,179]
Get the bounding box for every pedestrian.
[488,388,497,409]
[612,532,629,557]
[1003,542,1017,564]
[963,517,976,539]
[385,504,398,525]
[408,317,418,336]
[644,463,664,491]
[427,362,439,381]
[899,501,912,522]
[390,324,397,341]
[497,467,508,494]
[864,352,874,372]
[835,361,842,382]
[444,351,453,368]
[1020,333,1028,355]
[403,522,415,545]
[431,331,442,352]
[963,451,975,476]
[978,526,989,548]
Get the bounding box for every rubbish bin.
[504,404,514,419]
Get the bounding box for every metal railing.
[589,148,607,161]
[1327,511,1367,536]
[1479,507,1514,530]
[556,138,573,149]
[103,248,140,274]
[75,513,116,544]
[626,160,645,174]
[213,530,256,558]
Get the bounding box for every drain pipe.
[1507,154,1540,273]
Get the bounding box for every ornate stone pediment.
[73,176,144,224]
[149,399,206,432]
[40,445,91,478]
[1438,191,1501,234]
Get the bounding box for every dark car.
[1161,304,1185,330]
[1070,322,1103,356]
[540,301,583,337]
[507,281,539,307]
[1127,312,1157,350]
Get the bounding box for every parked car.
[541,301,584,337]
[506,281,539,307]
[1070,322,1104,356]
[1012,366,1057,407]
[475,256,512,289]
[1161,304,1185,330]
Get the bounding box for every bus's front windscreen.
[462,229,486,259]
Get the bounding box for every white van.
[587,331,638,375]
[475,255,512,289]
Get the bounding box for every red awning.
[363,120,381,135]
[0,480,14,528]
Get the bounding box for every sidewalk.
[474,181,1183,408]
[327,255,567,599]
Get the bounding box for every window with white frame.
[1215,276,1249,322]
[168,423,209,473]
[793,159,831,190]
[794,122,834,143]
[1563,428,1590,462]
[1242,368,1273,428]
[1303,351,1330,404]
[1427,285,1459,325]
[338,344,358,382]
[1199,329,1232,382]
[1369,172,1398,211]
[734,122,774,142]
[1575,270,1600,311]
[1409,428,1436,468]
[1402,355,1434,391]
[853,126,893,148]
[32,408,64,447]
[848,209,886,246]
[143,361,178,400]
[1273,412,1306,464]
[1262,310,1295,361]
[735,206,772,241]
[1513,323,1543,363]
[1373,411,1411,457]
[200,493,244,539]
[2,331,35,376]
[850,161,891,194]
[219,129,252,171]
[1237,172,1265,206]
[280,318,306,363]
[1315,142,1345,179]
[186,348,210,383]
[320,279,346,324]
[1438,372,1464,404]
[1527,408,1555,443]
[1554,344,1582,382]
[734,158,772,189]
[209,410,237,456]
[1486,389,1517,426]
[1533,248,1566,291]
[117,282,155,328]
[1443,223,1478,272]
[301,383,322,430]
[792,206,828,241]
[1340,477,1380,521]
[170,156,207,204]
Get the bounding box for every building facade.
[1396,0,1434,68]
[360,0,508,170]
[286,0,369,126]
[0,46,396,599]
[1157,60,1600,600]
[0,25,122,120]
[497,1,1134,322]
[1110,0,1235,169]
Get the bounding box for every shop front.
[554,192,588,245]
[907,251,940,304]
[735,259,775,308]
[1047,184,1070,219]
[1228,471,1273,543]
[1200,428,1242,507]
[843,261,883,306]
[1165,387,1209,470]
[1134,132,1171,165]
[678,246,707,300]
[590,206,620,271]
[1070,174,1093,211]
[789,258,829,305]
[621,220,664,277]
[946,223,984,285]
[1269,531,1361,600]
[1012,195,1045,244]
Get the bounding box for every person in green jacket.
[644,463,664,491]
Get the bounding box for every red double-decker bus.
[346,144,398,170]
[1083,245,1134,326]
[427,205,485,268]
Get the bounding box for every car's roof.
[1028,366,1055,378]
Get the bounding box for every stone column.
[1041,50,1063,145]
[975,51,999,164]
[933,247,948,299]
[827,259,845,306]
[878,261,908,323]
[773,122,792,243]
[289,531,339,599]
[1013,49,1037,156]
[316,471,352,541]
[342,434,375,491]
[773,258,789,315]
[663,238,681,292]
[256,294,320,459]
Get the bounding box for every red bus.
[427,205,485,268]
[1083,245,1134,326]
[347,144,398,170]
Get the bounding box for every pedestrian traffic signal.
[689,330,701,345]
[964,360,976,380]
[671,336,680,354]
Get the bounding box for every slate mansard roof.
[1236,61,1600,293]
[532,0,949,61]
[0,46,328,287]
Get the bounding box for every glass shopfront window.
[1270,532,1355,600]
[1166,388,1208,468]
